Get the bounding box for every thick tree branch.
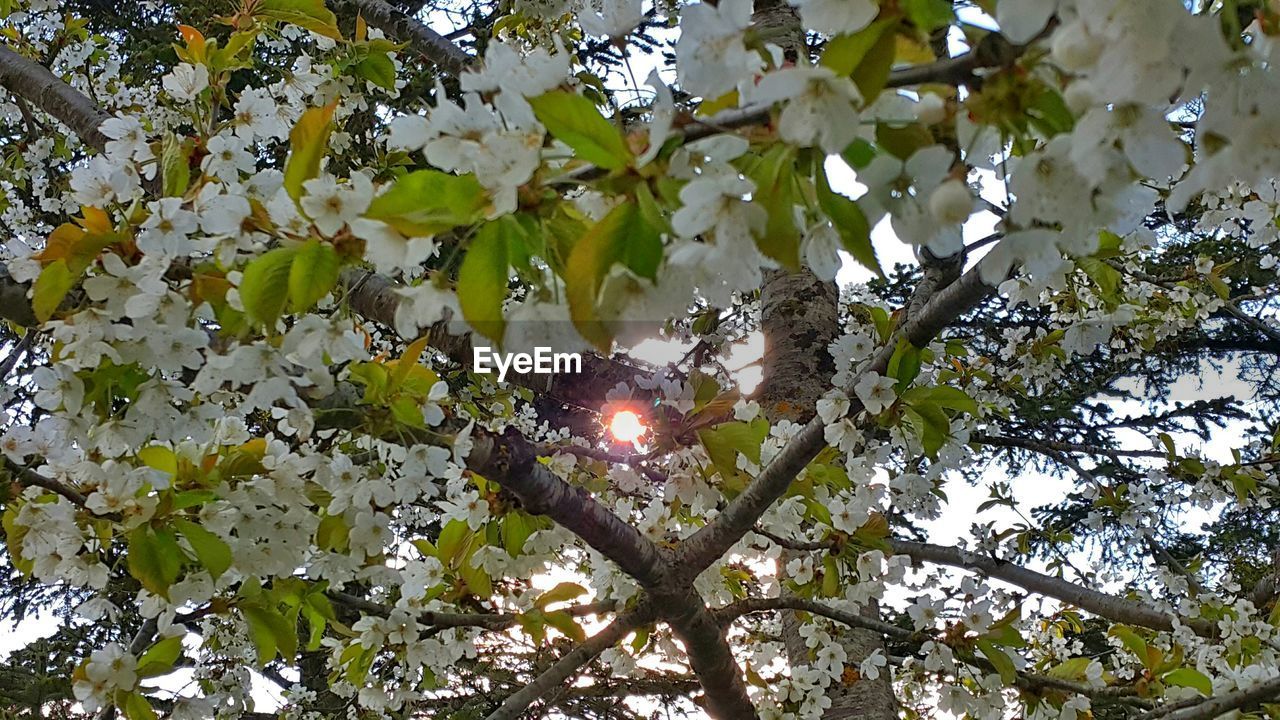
[0,44,109,150]
[887,539,1215,636]
[467,428,670,588]
[341,0,473,76]
[658,588,759,719]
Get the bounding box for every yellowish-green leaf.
[821,19,898,77]
[457,221,510,343]
[535,582,588,609]
[283,103,337,202]
[816,164,880,276]
[528,90,633,170]
[137,446,177,477]
[564,203,661,352]
[239,246,297,327]
[136,636,184,678]
[1046,656,1092,681]
[1164,667,1212,696]
[256,0,341,39]
[542,609,587,642]
[32,260,75,323]
[127,527,183,599]
[288,239,340,312]
[976,638,1017,685]
[161,134,191,197]
[363,170,489,236]
[1108,625,1149,666]
[173,518,233,581]
[119,691,158,720]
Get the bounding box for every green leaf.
[256,0,342,39]
[119,691,158,720]
[1108,625,1148,665]
[887,340,923,389]
[127,527,183,600]
[458,560,492,598]
[527,91,632,170]
[1164,667,1212,696]
[976,638,1017,685]
[851,21,898,102]
[138,446,177,477]
[173,518,233,581]
[821,19,898,77]
[356,53,397,90]
[288,239,340,312]
[535,582,588,609]
[161,134,191,197]
[564,202,661,351]
[542,610,587,642]
[363,170,489,236]
[1046,657,1092,681]
[876,122,934,161]
[32,260,75,323]
[458,221,511,343]
[904,0,955,32]
[239,247,297,327]
[303,593,335,651]
[136,636,184,678]
[241,602,297,665]
[816,165,880,276]
[283,103,336,202]
[1076,256,1123,307]
[697,418,770,491]
[903,385,979,416]
[437,520,472,569]
[745,145,801,269]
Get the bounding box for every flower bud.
[929,179,973,226]
[1051,21,1103,71]
[915,93,947,125]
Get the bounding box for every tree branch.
[887,539,1215,636]
[674,265,995,576]
[0,44,109,151]
[467,428,670,588]
[716,596,916,641]
[485,607,653,720]
[1139,674,1280,720]
[341,0,473,77]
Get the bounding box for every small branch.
[716,596,915,642]
[484,607,654,720]
[5,461,89,506]
[974,433,1165,461]
[1138,674,1280,720]
[538,443,668,483]
[750,527,830,552]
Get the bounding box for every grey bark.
[0,44,110,151]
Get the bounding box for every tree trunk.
[755,266,898,720]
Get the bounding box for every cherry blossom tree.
[2,0,1280,719]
